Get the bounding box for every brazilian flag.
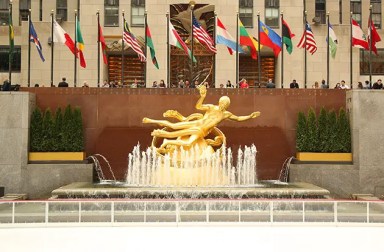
[9,5,14,60]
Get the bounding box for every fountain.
[52,85,329,199]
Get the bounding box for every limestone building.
[0,0,383,88]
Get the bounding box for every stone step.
[0,194,28,200]
[351,194,380,201]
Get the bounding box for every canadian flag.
[53,20,77,56]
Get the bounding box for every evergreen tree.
[62,105,73,151]
[317,107,328,152]
[306,108,318,152]
[42,109,55,151]
[53,107,63,151]
[72,107,84,151]
[337,108,351,152]
[326,110,338,152]
[30,108,43,152]
[296,111,307,152]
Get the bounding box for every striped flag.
[351,19,368,50]
[123,18,146,62]
[192,13,216,53]
[327,23,338,59]
[145,24,159,69]
[76,18,86,68]
[297,22,317,54]
[98,22,108,65]
[216,17,244,55]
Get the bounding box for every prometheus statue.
[142,85,260,154]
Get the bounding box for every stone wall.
[0,92,92,199]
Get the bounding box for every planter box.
[29,152,86,161]
[296,152,352,162]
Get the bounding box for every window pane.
[131,1,145,26]
[105,0,119,26]
[0,47,21,72]
[240,0,253,7]
[19,0,31,10]
[0,1,9,9]
[57,0,67,8]
[360,49,384,75]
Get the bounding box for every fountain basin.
[51,181,330,199]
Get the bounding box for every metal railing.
[0,199,383,226]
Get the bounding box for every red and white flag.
[53,20,77,56]
[368,19,382,55]
[297,22,317,54]
[351,19,369,50]
[192,13,216,53]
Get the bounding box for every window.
[56,0,67,22]
[339,0,342,24]
[0,46,21,72]
[351,0,361,25]
[105,0,119,27]
[371,0,381,29]
[265,0,279,27]
[239,0,253,28]
[131,0,145,26]
[315,0,326,24]
[0,1,9,26]
[39,0,42,21]
[360,49,384,75]
[19,0,30,24]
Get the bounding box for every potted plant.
[296,107,352,162]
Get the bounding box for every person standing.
[58,77,69,87]
[266,79,275,88]
[290,79,299,88]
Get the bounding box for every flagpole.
[326,12,329,88]
[122,10,125,86]
[74,10,78,87]
[50,10,54,87]
[213,11,217,87]
[236,12,239,87]
[304,10,307,89]
[97,10,100,87]
[190,2,195,83]
[369,5,372,88]
[256,12,261,87]
[28,9,31,87]
[167,12,170,86]
[280,11,284,89]
[8,1,12,85]
[350,12,353,89]
[144,10,148,87]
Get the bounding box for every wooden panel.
[108,55,145,85]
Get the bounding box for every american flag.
[192,14,217,53]
[297,22,317,54]
[123,18,146,62]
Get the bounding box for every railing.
[0,199,383,226]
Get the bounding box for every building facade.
[0,0,383,88]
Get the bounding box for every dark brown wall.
[23,87,346,180]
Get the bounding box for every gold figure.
[143,85,260,153]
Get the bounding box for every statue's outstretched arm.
[163,110,203,121]
[228,111,261,122]
[195,85,210,111]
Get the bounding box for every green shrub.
[30,108,43,152]
[296,107,351,153]
[30,105,84,152]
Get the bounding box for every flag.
[76,18,86,68]
[282,19,295,54]
[258,20,282,57]
[327,23,338,58]
[123,18,146,62]
[297,22,317,54]
[239,19,258,59]
[146,24,159,69]
[169,21,196,62]
[216,18,244,55]
[29,20,45,62]
[9,7,14,60]
[98,23,108,65]
[53,20,77,56]
[352,19,369,50]
[368,19,382,56]
[192,13,216,53]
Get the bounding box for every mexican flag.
[169,21,196,63]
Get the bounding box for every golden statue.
[143,85,260,154]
